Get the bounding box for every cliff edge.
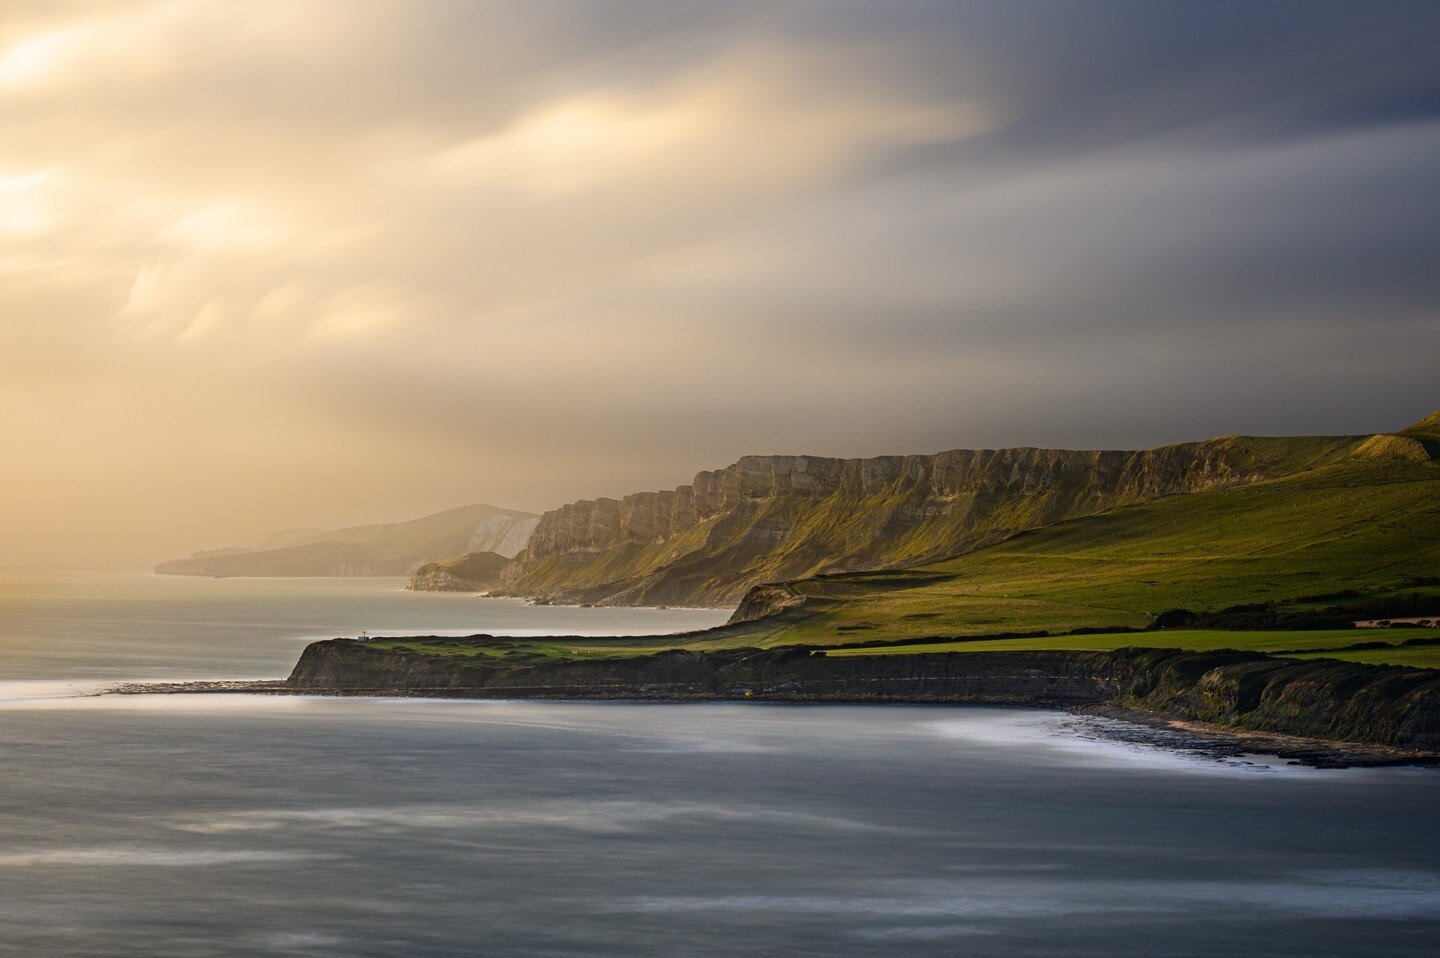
[500,434,1361,608]
[406,551,509,592]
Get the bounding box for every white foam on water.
[170,800,902,836]
[851,924,999,941]
[919,709,1321,776]
[0,687,1423,782]
[1121,868,1440,919]
[616,869,1440,922]
[0,847,328,867]
[0,688,318,713]
[249,933,345,949]
[615,891,1140,919]
[0,680,112,704]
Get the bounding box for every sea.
[0,571,1436,957]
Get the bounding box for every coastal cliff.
[286,640,1440,751]
[406,551,508,592]
[499,435,1361,608]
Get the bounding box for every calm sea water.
[0,573,1436,957]
[0,571,729,683]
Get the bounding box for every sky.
[2,0,1438,568]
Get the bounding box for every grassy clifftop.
[501,433,1366,608]
[724,456,1439,646]
[283,411,1440,754]
[357,451,1437,667]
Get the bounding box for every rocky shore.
[115,639,1440,768]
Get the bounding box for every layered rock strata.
[501,436,1360,607]
[286,640,1440,751]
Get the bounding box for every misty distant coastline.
[154,505,537,578]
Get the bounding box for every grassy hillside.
[360,626,1440,668]
[1287,646,1440,669]
[505,434,1365,607]
[828,628,1439,657]
[341,412,1440,672]
[1401,409,1440,458]
[720,456,1439,647]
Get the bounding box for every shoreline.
[106,677,1440,769]
[1070,703,1438,769]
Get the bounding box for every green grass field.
[828,627,1437,657]
[1285,646,1440,669]
[383,452,1440,672]
[505,434,1369,608]
[729,460,1440,647]
[367,638,657,660]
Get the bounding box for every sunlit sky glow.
[2,0,1438,567]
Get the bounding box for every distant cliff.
[156,504,538,578]
[406,551,509,592]
[500,434,1361,608]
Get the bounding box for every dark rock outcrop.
[1113,648,1440,747]
[288,641,505,690]
[288,640,1121,702]
[286,640,1440,750]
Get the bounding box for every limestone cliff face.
[464,514,539,559]
[501,434,1360,608]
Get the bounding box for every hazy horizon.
[8,401,1432,573]
[5,1,1439,568]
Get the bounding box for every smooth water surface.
[0,698,1437,957]
[0,571,729,681]
[0,573,1435,956]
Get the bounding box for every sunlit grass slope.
[828,628,1437,657]
[381,423,1438,669]
[505,434,1365,607]
[728,459,1440,647]
[1286,647,1440,669]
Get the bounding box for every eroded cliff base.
[114,641,1440,769]
[109,639,1436,766]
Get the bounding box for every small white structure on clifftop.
[356,631,369,643]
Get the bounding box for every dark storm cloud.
[2,0,1437,566]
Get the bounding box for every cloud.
[0,1,1437,566]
